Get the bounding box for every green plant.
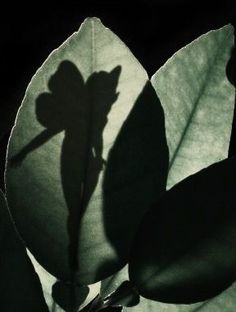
[1,17,236,311]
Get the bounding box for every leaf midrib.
[80,18,97,214]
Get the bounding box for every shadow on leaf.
[100,81,169,277]
[10,60,121,310]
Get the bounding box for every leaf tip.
[83,16,103,26]
[222,23,234,35]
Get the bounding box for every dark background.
[1,1,236,190]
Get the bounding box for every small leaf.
[0,190,49,311]
[129,157,236,303]
[151,25,235,189]
[5,17,168,285]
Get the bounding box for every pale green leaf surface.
[5,17,168,286]
[0,190,49,311]
[151,25,235,189]
[5,17,145,284]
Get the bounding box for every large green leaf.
[129,157,236,304]
[0,189,49,311]
[151,25,235,189]
[5,17,168,286]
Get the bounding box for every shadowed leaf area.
[101,81,168,273]
[129,156,236,304]
[9,60,121,310]
[0,190,48,312]
[10,60,120,273]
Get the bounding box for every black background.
[1,1,236,190]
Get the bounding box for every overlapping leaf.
[152,25,235,189]
[129,157,236,304]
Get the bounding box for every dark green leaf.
[0,189,49,311]
[129,157,236,304]
[101,80,168,280]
